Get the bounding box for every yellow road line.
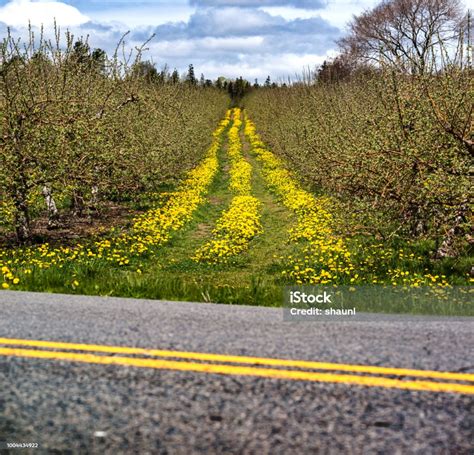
[0,347,473,394]
[0,337,472,382]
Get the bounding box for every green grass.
[11,136,297,306]
[13,260,473,316]
[3,129,473,316]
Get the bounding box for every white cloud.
[196,51,334,80]
[190,0,326,8]
[318,0,378,29]
[91,5,194,28]
[0,0,90,27]
[149,36,265,58]
[259,6,324,20]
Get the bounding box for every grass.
[13,261,473,316]
[2,124,473,316]
[11,136,295,306]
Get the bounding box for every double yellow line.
[0,337,473,394]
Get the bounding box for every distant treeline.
[130,61,279,103]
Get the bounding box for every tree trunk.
[42,185,59,228]
[72,190,85,217]
[86,185,100,221]
[14,189,31,243]
[435,202,469,259]
[91,185,99,207]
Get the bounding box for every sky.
[1,0,468,81]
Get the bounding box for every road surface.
[0,291,473,453]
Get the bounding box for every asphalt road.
[0,290,473,454]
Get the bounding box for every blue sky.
[0,0,393,80]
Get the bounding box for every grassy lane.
[76,113,295,306]
[2,111,294,305]
[2,109,296,306]
[193,109,263,263]
[111,117,297,306]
